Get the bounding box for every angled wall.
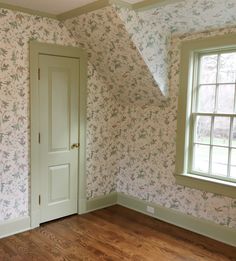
[114,0,236,229]
[115,0,236,96]
[64,6,164,105]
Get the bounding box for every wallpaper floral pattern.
[1,0,236,230]
[85,66,119,199]
[115,0,236,96]
[0,8,77,221]
[0,7,121,221]
[65,7,163,105]
[116,28,236,229]
[113,0,236,228]
[65,2,236,229]
[64,7,166,200]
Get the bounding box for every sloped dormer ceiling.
[115,0,236,96]
[64,5,165,105]
[63,0,236,100]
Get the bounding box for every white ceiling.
[0,0,142,15]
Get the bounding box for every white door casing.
[30,42,87,228]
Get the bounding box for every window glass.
[232,119,236,148]
[197,85,215,113]
[190,51,236,182]
[217,85,235,113]
[195,116,211,144]
[193,144,210,173]
[230,149,236,179]
[218,52,236,83]
[212,117,230,146]
[212,147,228,177]
[199,55,217,84]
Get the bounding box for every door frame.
[30,41,87,228]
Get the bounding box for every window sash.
[189,114,236,183]
[188,51,236,183]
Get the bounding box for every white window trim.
[175,33,236,198]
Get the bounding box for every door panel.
[49,164,70,203]
[39,55,79,223]
[50,69,70,151]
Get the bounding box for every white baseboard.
[1,193,235,248]
[85,191,236,246]
[117,192,236,247]
[0,216,31,239]
[0,192,117,239]
[86,192,117,213]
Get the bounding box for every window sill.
[175,173,236,198]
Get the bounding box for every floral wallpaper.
[116,28,236,229]
[0,8,78,221]
[85,66,119,199]
[1,0,236,230]
[65,2,236,229]
[113,0,236,228]
[115,0,236,96]
[64,6,166,200]
[0,7,121,221]
[65,7,163,105]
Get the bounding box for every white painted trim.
[117,192,236,247]
[1,193,235,248]
[0,216,31,239]
[86,192,117,213]
[85,192,236,247]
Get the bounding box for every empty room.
[0,0,236,260]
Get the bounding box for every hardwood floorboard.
[0,205,235,261]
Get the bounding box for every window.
[175,34,236,198]
[191,51,236,181]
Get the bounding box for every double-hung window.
[176,34,236,197]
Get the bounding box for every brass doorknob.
[71,143,80,149]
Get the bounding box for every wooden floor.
[0,206,235,261]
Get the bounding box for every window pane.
[195,116,211,144]
[232,119,236,148]
[213,117,230,146]
[212,147,228,177]
[230,149,236,179]
[199,54,218,84]
[192,144,210,173]
[218,52,236,83]
[198,85,215,112]
[217,85,235,113]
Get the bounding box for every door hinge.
[38,68,40,80]
[38,133,41,144]
[39,195,41,205]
